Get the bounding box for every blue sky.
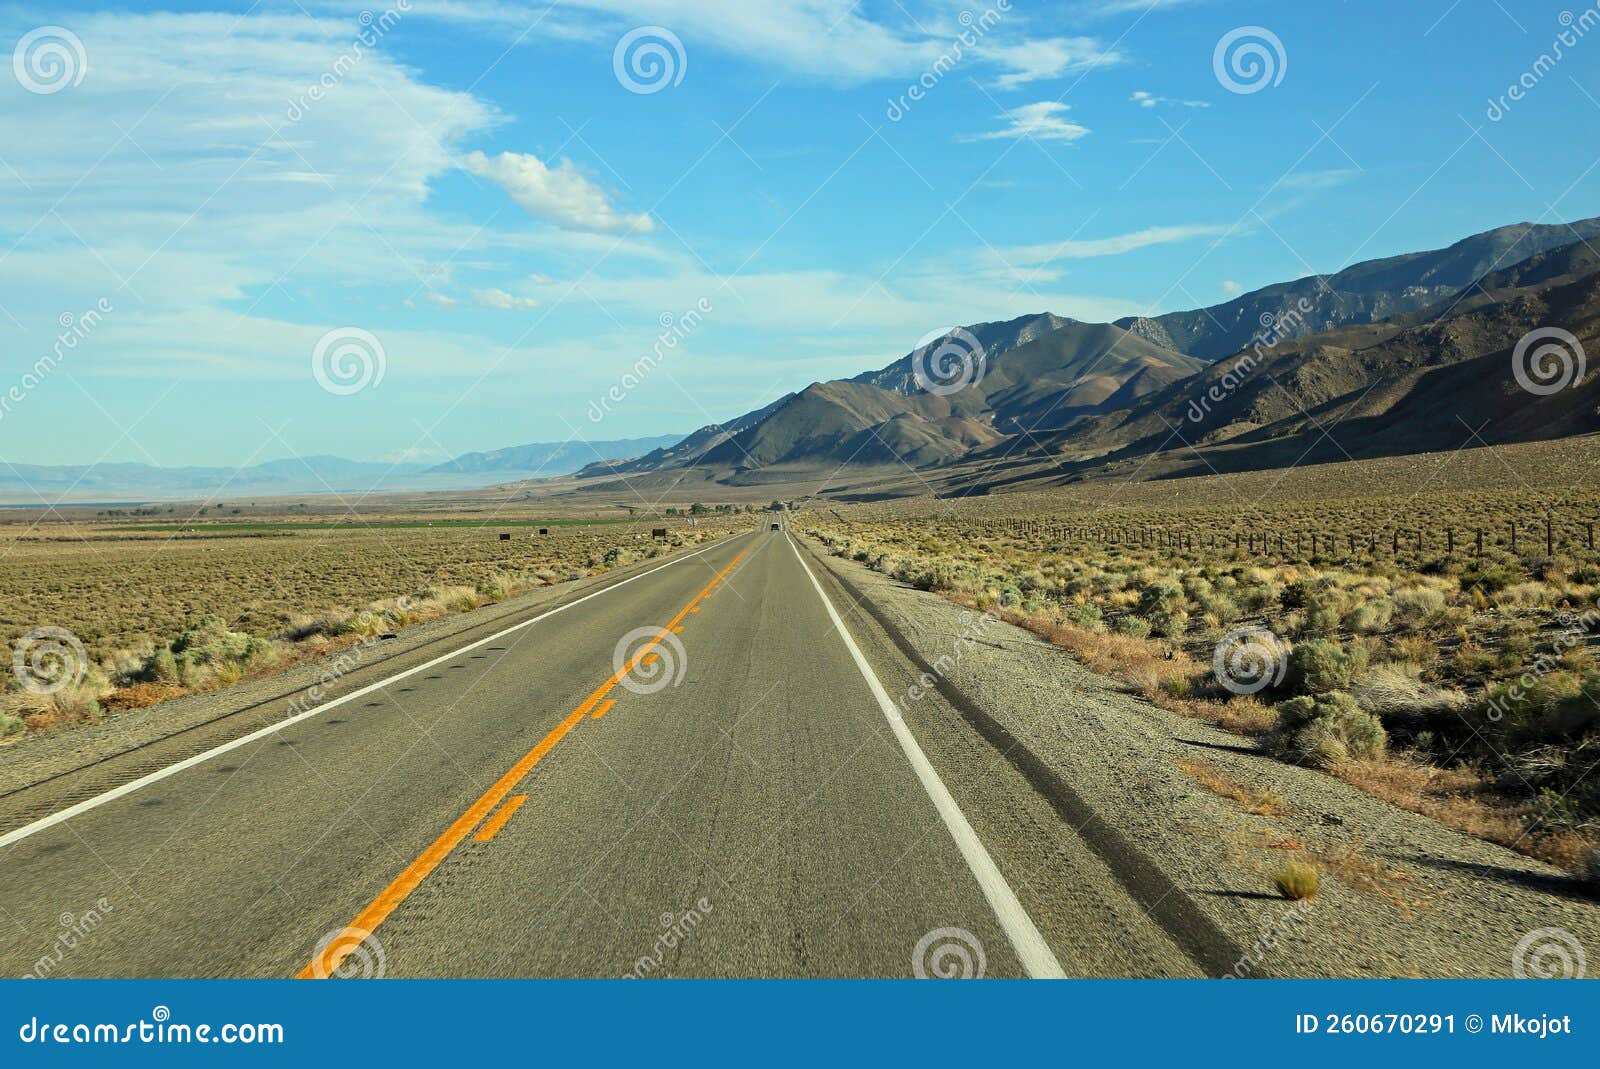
[1,0,1595,467]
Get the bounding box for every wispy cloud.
[408,2,1129,90]
[461,151,654,234]
[1131,89,1209,109]
[474,287,541,311]
[981,37,1125,89]
[961,101,1089,143]
[1077,0,1211,17]
[1001,224,1230,266]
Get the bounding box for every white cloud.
[1079,0,1210,16]
[962,101,1089,143]
[1131,89,1209,109]
[1276,168,1362,193]
[460,151,654,235]
[406,2,1128,90]
[993,225,1230,276]
[474,287,541,310]
[1220,279,1243,295]
[424,293,462,309]
[981,37,1125,89]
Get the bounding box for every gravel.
[812,542,1600,978]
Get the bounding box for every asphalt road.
[0,527,1201,978]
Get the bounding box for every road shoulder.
[803,535,1600,978]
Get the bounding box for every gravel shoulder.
[807,537,1600,978]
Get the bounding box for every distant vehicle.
[770,522,780,531]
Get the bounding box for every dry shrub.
[1176,757,1287,817]
[1322,755,1597,873]
[1302,837,1422,903]
[103,682,185,711]
[1273,860,1320,900]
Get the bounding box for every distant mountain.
[1116,217,1600,360]
[575,313,1200,481]
[848,313,1078,395]
[1008,237,1600,483]
[425,434,684,475]
[0,456,429,504]
[564,216,1600,499]
[0,434,689,504]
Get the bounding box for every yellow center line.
[297,548,747,979]
[472,795,528,843]
[589,698,616,720]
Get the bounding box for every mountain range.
[20,214,1600,507]
[0,435,685,505]
[571,215,1600,499]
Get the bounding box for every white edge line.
[0,533,747,851]
[784,532,1067,979]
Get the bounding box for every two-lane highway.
[0,527,1198,978]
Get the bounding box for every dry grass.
[1323,754,1588,871]
[1176,757,1287,817]
[0,514,746,738]
[1273,861,1320,900]
[803,491,1600,881]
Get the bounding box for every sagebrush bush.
[1287,639,1369,695]
[1114,615,1152,639]
[1065,601,1104,630]
[1394,586,1448,629]
[1343,597,1394,634]
[1458,559,1520,595]
[1271,691,1387,766]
